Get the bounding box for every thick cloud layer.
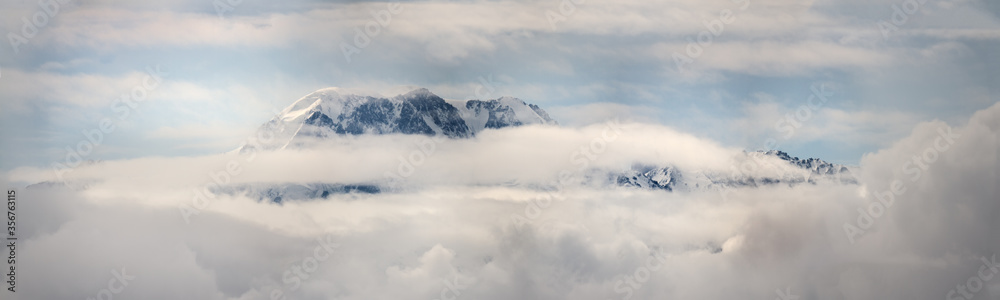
[4,102,999,299]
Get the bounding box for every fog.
[4,102,999,300]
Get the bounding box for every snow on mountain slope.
[210,182,381,203]
[614,150,857,192]
[241,87,555,152]
[454,96,557,133]
[217,87,856,202]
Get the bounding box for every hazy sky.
[1,2,999,299]
[0,0,998,170]
[5,102,999,299]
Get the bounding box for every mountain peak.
[398,87,435,98]
[240,87,556,152]
[457,96,557,132]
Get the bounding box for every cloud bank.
[3,101,998,299]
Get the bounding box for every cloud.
[4,101,999,299]
[652,40,895,76]
[733,99,923,148]
[1,0,999,296]
[0,69,156,110]
[8,122,741,187]
[2,0,997,171]
[9,0,989,75]
[546,102,663,126]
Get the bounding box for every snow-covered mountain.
[210,183,381,203]
[240,87,555,152]
[456,97,556,133]
[19,87,853,202]
[213,149,857,202]
[614,150,856,192]
[214,87,860,202]
[30,87,858,202]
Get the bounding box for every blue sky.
[0,0,998,171]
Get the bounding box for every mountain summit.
[221,87,857,202]
[241,87,556,151]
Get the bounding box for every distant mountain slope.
[615,150,856,192]
[458,97,557,133]
[32,87,856,203]
[240,87,555,152]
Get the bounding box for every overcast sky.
[4,99,999,300]
[1,2,999,299]
[0,0,998,170]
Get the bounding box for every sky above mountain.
[1,2,999,299]
[0,0,998,170]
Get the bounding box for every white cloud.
[732,99,924,148]
[547,102,663,126]
[4,102,998,299]
[8,0,991,76]
[653,40,895,76]
[1,0,999,296]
